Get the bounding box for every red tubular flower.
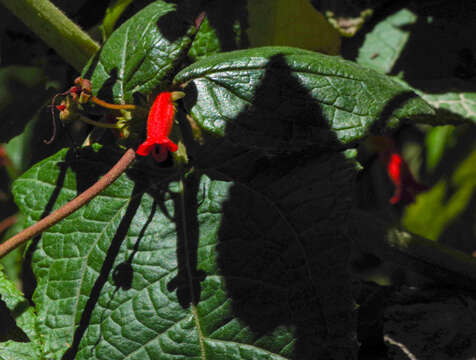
[371,136,427,205]
[136,91,185,162]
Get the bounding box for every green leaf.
[187,18,223,62]
[84,0,196,103]
[175,46,436,151]
[13,145,358,359]
[357,9,417,74]
[0,265,41,360]
[0,66,48,143]
[421,86,476,124]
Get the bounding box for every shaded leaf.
[175,46,436,152]
[84,0,196,104]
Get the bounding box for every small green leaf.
[84,0,196,103]
[187,17,223,62]
[175,46,436,151]
[0,265,41,359]
[357,9,417,74]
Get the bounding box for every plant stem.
[91,96,136,110]
[0,0,100,71]
[78,115,120,129]
[0,148,136,258]
[349,209,476,292]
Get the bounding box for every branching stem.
[0,148,136,258]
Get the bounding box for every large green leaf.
[84,0,196,103]
[12,144,358,359]
[0,265,41,360]
[174,46,436,152]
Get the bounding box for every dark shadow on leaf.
[63,183,144,360]
[368,90,421,134]
[178,50,439,358]
[168,172,207,308]
[181,54,361,358]
[156,1,196,42]
[0,297,29,342]
[113,199,158,290]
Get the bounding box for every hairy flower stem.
[0,148,136,258]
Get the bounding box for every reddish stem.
[0,148,136,258]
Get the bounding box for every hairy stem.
[349,209,476,292]
[0,0,100,71]
[0,149,136,258]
